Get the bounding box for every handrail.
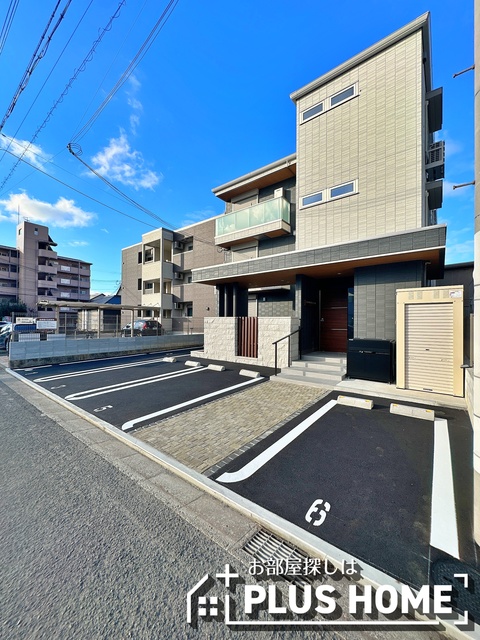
[272,328,300,375]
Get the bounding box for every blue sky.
[0,0,475,294]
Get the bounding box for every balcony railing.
[215,197,291,247]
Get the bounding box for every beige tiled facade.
[295,31,424,250]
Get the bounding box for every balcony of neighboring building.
[58,263,79,275]
[38,248,57,260]
[37,290,57,304]
[37,261,57,275]
[0,248,18,264]
[142,258,173,281]
[215,196,291,247]
[37,275,57,289]
[0,279,17,293]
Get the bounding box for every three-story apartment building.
[193,13,446,364]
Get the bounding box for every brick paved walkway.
[136,381,325,473]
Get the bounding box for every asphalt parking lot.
[212,391,475,592]
[15,349,274,431]
[11,353,480,622]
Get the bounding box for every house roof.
[212,153,296,202]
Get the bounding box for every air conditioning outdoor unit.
[174,241,184,250]
[274,187,285,198]
[174,272,184,280]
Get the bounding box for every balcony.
[215,197,291,247]
[38,248,57,259]
[38,262,56,274]
[38,277,57,289]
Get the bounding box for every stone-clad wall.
[202,317,300,368]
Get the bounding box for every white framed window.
[330,84,356,108]
[301,191,325,208]
[329,180,357,200]
[301,180,357,209]
[300,83,358,124]
[302,102,324,123]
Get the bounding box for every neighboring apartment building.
[121,218,224,332]
[192,13,446,366]
[0,220,91,322]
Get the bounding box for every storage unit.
[396,286,464,396]
[347,338,395,383]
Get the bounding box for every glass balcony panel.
[215,197,290,239]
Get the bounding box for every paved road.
[0,371,310,640]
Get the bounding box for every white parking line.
[35,356,185,382]
[65,367,207,401]
[430,418,459,558]
[217,399,337,484]
[122,377,263,431]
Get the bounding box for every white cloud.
[0,192,96,227]
[446,239,474,264]
[0,134,50,168]
[68,240,89,246]
[91,130,162,190]
[126,74,143,135]
[180,209,218,228]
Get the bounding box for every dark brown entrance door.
[320,284,348,352]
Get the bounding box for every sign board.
[16,317,36,324]
[36,320,57,330]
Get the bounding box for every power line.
[0,0,20,56]
[67,143,174,227]
[0,145,157,229]
[71,0,179,143]
[0,0,123,191]
[0,0,72,134]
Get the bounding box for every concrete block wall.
[9,334,204,368]
[202,316,299,368]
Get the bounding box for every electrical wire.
[0,0,20,56]
[71,0,179,143]
[0,145,157,228]
[67,143,174,227]
[0,0,72,133]
[0,0,123,191]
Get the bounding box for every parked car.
[120,319,163,337]
[0,322,38,351]
[0,323,12,350]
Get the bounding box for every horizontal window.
[330,181,355,199]
[301,83,357,124]
[301,180,357,209]
[302,192,324,207]
[330,85,355,108]
[302,102,324,122]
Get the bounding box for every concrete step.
[275,353,346,388]
[271,372,341,388]
[288,360,345,374]
[301,353,346,364]
[285,366,344,383]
